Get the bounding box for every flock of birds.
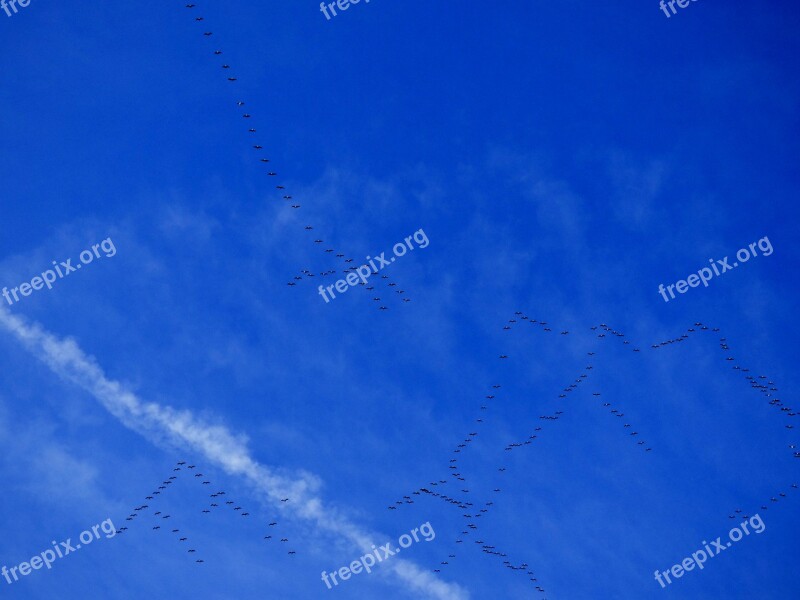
[385,316,798,598]
[100,0,419,581]
[167,3,797,596]
[114,460,296,562]
[181,2,409,311]
[648,325,800,520]
[108,318,795,591]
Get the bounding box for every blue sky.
[0,0,798,598]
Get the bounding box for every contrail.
[0,307,467,600]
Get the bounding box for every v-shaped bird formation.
[88,5,795,597]
[386,315,798,597]
[114,460,296,561]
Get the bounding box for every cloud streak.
[0,307,466,600]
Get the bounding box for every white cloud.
[0,307,467,600]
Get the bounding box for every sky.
[0,0,799,598]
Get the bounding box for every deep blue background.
[0,0,798,598]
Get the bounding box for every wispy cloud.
[0,307,467,600]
